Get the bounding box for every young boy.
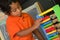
[0,0,44,40]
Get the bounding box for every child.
[0,0,44,40]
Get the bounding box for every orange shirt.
[6,13,34,40]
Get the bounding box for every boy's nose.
[17,9,20,12]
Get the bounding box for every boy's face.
[9,2,22,16]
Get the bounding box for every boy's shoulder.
[22,12,30,17]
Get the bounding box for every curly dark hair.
[0,0,22,15]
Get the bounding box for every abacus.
[36,5,60,40]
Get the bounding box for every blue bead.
[36,15,44,19]
[47,32,58,38]
[41,20,52,26]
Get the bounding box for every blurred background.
[0,0,60,40]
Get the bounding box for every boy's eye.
[13,9,17,12]
[11,9,17,12]
[11,6,21,12]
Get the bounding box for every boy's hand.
[33,18,42,29]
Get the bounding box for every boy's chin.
[17,14,21,16]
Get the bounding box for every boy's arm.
[16,18,42,37]
[33,29,45,40]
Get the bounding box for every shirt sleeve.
[29,15,34,25]
[6,22,20,38]
[25,13,34,25]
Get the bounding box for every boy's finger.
[38,18,42,22]
[36,18,42,22]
